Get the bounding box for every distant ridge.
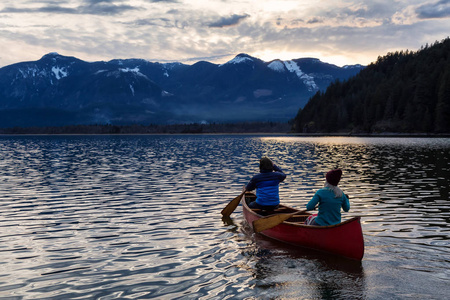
[0,53,364,128]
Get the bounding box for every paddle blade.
[252,212,295,233]
[221,191,245,217]
[252,209,307,233]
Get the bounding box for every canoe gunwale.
[242,192,361,229]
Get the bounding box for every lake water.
[0,135,449,299]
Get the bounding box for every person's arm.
[246,177,256,191]
[342,194,350,212]
[273,164,287,182]
[306,192,320,211]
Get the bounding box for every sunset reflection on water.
[0,135,448,299]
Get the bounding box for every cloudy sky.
[0,0,449,67]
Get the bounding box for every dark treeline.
[0,121,291,135]
[293,38,450,134]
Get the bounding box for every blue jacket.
[306,188,350,226]
[246,165,286,206]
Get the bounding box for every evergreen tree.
[435,67,450,132]
[293,37,450,133]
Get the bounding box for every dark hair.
[259,157,273,171]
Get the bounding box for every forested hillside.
[293,38,450,134]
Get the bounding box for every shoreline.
[292,132,450,138]
[0,122,449,137]
[1,132,450,137]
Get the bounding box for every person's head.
[326,169,342,186]
[259,157,274,171]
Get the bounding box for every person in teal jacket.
[306,169,350,226]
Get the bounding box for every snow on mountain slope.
[51,66,68,80]
[267,59,320,91]
[283,60,318,92]
[267,60,285,72]
[219,54,256,67]
[119,67,148,79]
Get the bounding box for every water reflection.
[240,223,366,300]
[0,135,449,299]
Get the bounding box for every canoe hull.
[242,194,364,260]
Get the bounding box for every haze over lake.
[0,135,449,299]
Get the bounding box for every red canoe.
[242,193,364,260]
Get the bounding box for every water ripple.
[0,135,449,299]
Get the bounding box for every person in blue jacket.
[246,157,286,210]
[306,169,350,226]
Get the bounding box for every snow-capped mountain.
[0,53,364,127]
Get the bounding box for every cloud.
[81,3,139,15]
[271,1,393,29]
[123,17,174,28]
[155,53,235,64]
[208,14,250,28]
[1,0,450,69]
[307,17,323,24]
[1,6,78,14]
[0,0,140,15]
[146,0,179,2]
[84,0,118,3]
[416,0,450,19]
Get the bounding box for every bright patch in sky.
[0,0,449,67]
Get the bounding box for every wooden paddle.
[252,210,307,233]
[221,190,246,217]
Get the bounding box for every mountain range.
[0,52,364,127]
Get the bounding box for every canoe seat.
[273,208,292,213]
[251,208,284,216]
[251,208,273,215]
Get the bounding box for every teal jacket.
[306,188,350,226]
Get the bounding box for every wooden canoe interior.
[243,192,364,260]
[244,193,311,224]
